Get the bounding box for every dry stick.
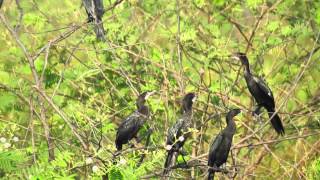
[38,43,56,160]
[14,0,23,32]
[230,150,238,179]
[32,23,83,61]
[142,157,237,179]
[234,131,320,149]
[29,97,37,163]
[240,121,292,175]
[0,12,56,161]
[40,42,51,83]
[245,0,284,52]
[0,17,85,157]
[104,0,124,12]
[142,129,320,179]
[176,0,184,95]
[175,131,320,169]
[279,138,320,179]
[51,32,90,98]
[0,83,53,154]
[91,58,129,104]
[137,129,153,167]
[0,118,92,156]
[105,41,139,96]
[220,13,251,48]
[33,86,88,150]
[116,44,209,95]
[1,15,89,154]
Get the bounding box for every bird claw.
[222,168,228,174]
[252,110,261,117]
[253,115,263,126]
[179,149,188,156]
[178,136,185,142]
[251,111,257,116]
[129,143,136,148]
[176,163,189,168]
[165,145,172,151]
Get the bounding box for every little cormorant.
[232,52,284,135]
[82,0,105,41]
[163,92,196,176]
[207,109,241,180]
[115,91,155,151]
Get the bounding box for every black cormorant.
[232,52,285,135]
[82,0,105,41]
[163,93,196,176]
[115,91,155,151]
[207,109,241,180]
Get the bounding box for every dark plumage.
[233,52,285,135]
[163,93,196,176]
[208,109,241,180]
[115,91,155,151]
[82,0,105,41]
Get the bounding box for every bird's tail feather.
[94,21,105,41]
[163,151,177,177]
[115,141,122,151]
[266,107,285,135]
[208,169,215,180]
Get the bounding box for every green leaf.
[0,94,16,111]
[267,21,280,32]
[281,25,292,36]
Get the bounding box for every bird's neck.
[226,117,236,133]
[138,105,149,116]
[183,101,193,113]
[240,57,251,75]
[182,110,193,126]
[183,109,193,117]
[243,62,251,75]
[137,100,149,116]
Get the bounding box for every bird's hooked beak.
[145,90,156,100]
[192,95,197,102]
[231,109,242,121]
[236,109,242,117]
[231,53,240,61]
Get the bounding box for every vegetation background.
[0,0,320,179]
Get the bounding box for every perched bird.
[82,0,105,41]
[163,93,196,176]
[232,52,284,135]
[207,109,241,180]
[115,91,155,151]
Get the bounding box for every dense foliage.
[0,0,320,179]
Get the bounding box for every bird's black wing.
[116,112,146,142]
[82,0,105,40]
[253,76,274,99]
[83,0,94,22]
[93,0,104,20]
[208,133,223,166]
[166,118,185,145]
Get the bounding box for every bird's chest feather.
[245,76,265,103]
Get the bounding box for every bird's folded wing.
[253,76,274,99]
